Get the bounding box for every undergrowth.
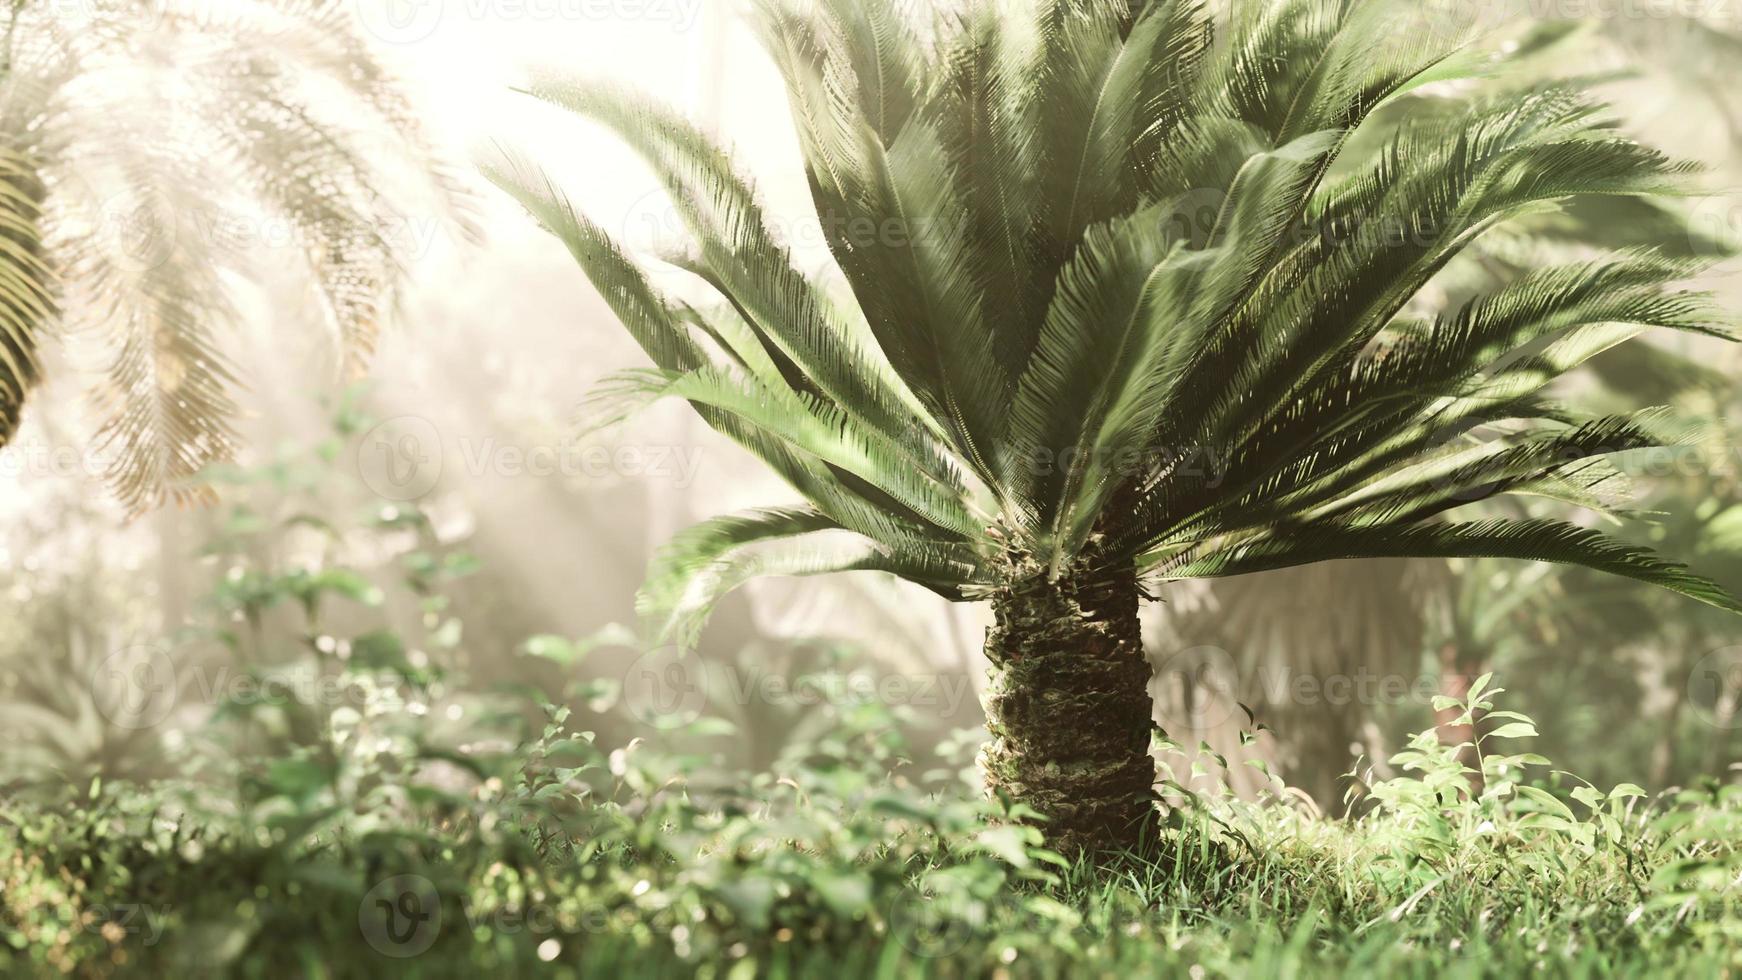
[3,403,1738,978]
[3,678,1740,978]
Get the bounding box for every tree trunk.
[978,563,1158,856]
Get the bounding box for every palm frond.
[1163,517,1742,616]
[506,0,1742,636]
[3,0,470,510]
[638,505,980,646]
[484,150,983,548]
[0,147,52,445]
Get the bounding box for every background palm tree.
[0,0,473,511]
[1149,12,1742,806]
[490,0,1741,854]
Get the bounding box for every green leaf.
[1484,722,1539,740]
[971,826,1033,868]
[811,870,874,918]
[1466,672,1495,704]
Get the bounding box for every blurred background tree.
[0,0,473,510]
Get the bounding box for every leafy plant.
[489,0,1742,855]
[5,670,1742,977]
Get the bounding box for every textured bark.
[978,563,1158,856]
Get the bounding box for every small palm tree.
[491,0,1741,854]
[0,0,472,510]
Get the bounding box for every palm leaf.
[1164,517,1742,616]
[504,0,1742,641]
[3,0,470,510]
[0,147,52,445]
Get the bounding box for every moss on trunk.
[978,561,1158,856]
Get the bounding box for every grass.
[3,686,1740,979]
[4,425,1736,978]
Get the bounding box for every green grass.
[4,689,1741,979]
[4,430,1736,977]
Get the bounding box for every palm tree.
[1141,12,1742,804]
[0,0,473,511]
[489,0,1742,855]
